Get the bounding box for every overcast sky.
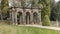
[55,0,59,2]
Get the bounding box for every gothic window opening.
[33,12,38,24]
[17,12,23,24]
[26,12,30,24]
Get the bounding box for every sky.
[55,0,59,2]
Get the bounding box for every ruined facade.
[9,7,41,25]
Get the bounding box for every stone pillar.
[40,11,41,25]
[38,9,41,25]
[30,13,33,24]
[12,8,17,25]
[31,9,33,24]
[37,13,40,24]
[9,9,12,24]
[23,12,26,24]
[12,11,15,24]
[15,12,17,25]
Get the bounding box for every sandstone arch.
[33,12,38,24]
[26,12,30,24]
[17,12,23,24]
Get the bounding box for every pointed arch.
[26,12,30,24]
[33,12,38,24]
[17,12,23,24]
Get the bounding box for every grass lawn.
[0,24,60,34]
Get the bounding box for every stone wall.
[9,7,41,25]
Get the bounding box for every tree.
[50,0,56,21]
[50,0,55,9]
[52,1,60,27]
[41,0,51,26]
[1,0,8,13]
[20,0,26,8]
[9,0,20,7]
[31,0,38,7]
[1,0,9,20]
[42,15,50,26]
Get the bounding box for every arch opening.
[17,12,23,24]
[33,12,38,24]
[26,12,30,24]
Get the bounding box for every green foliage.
[1,0,9,14]
[55,1,60,20]
[31,0,39,7]
[50,0,55,9]
[42,15,50,26]
[51,1,60,20]
[20,0,26,7]
[41,0,50,24]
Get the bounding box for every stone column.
[40,12,41,25]
[38,9,41,25]
[30,9,33,24]
[37,13,40,24]
[9,9,12,24]
[12,8,17,25]
[23,12,26,24]
[12,11,15,24]
[15,12,17,25]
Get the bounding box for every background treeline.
[50,0,60,21]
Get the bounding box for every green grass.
[0,24,60,34]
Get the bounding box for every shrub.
[0,20,11,25]
[42,15,50,26]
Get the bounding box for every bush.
[42,15,50,26]
[0,20,11,25]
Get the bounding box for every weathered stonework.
[9,7,41,25]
